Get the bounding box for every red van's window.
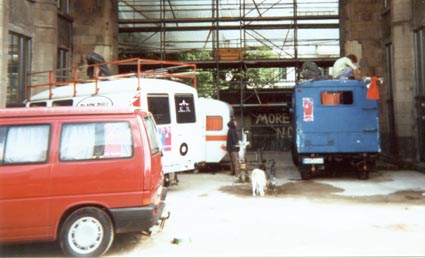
[143,116,161,155]
[0,125,50,165]
[60,122,133,161]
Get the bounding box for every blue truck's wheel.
[291,143,300,167]
[300,165,312,180]
[357,170,369,180]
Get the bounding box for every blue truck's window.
[1,125,50,164]
[60,122,133,161]
[321,91,353,105]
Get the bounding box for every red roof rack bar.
[26,58,197,101]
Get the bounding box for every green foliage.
[245,47,279,59]
[176,51,213,61]
[177,48,283,97]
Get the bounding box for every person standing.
[332,54,362,80]
[226,117,240,177]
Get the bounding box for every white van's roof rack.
[26,58,197,101]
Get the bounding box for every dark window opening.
[57,48,70,82]
[7,32,31,107]
[175,94,196,123]
[53,99,73,106]
[147,95,171,124]
[29,102,47,107]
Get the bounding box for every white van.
[25,58,232,185]
[199,97,233,163]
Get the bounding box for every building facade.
[340,0,425,168]
[1,0,424,169]
[0,0,118,108]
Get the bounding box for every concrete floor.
[107,151,425,257]
[2,151,425,257]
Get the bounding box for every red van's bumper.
[110,187,168,234]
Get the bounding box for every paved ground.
[2,151,425,257]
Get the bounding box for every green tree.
[177,48,283,97]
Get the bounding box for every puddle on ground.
[220,181,425,205]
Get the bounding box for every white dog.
[251,168,267,196]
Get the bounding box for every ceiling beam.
[118,15,339,25]
[120,23,339,33]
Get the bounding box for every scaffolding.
[117,0,340,150]
[118,0,339,75]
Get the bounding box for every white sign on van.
[77,96,114,107]
[178,100,191,113]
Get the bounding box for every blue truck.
[291,79,381,180]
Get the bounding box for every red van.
[0,107,167,257]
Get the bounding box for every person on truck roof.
[332,54,362,80]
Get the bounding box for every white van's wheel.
[59,207,114,257]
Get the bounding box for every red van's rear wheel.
[59,207,114,257]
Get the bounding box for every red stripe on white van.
[206,135,227,141]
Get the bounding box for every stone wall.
[413,0,425,28]
[391,0,416,161]
[32,0,57,74]
[0,1,8,108]
[340,0,424,164]
[339,0,384,77]
[70,0,118,68]
[0,0,119,108]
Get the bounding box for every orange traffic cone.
[367,76,380,100]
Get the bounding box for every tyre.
[300,165,312,180]
[59,207,114,257]
[291,142,300,167]
[368,160,376,172]
[357,170,369,180]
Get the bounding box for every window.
[143,116,161,155]
[206,116,223,131]
[7,32,31,107]
[57,48,70,82]
[415,28,425,95]
[53,99,73,106]
[321,91,353,105]
[60,122,133,161]
[147,95,171,124]
[280,67,287,80]
[175,94,196,123]
[29,102,47,107]
[0,125,50,165]
[384,0,391,9]
[57,0,70,14]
